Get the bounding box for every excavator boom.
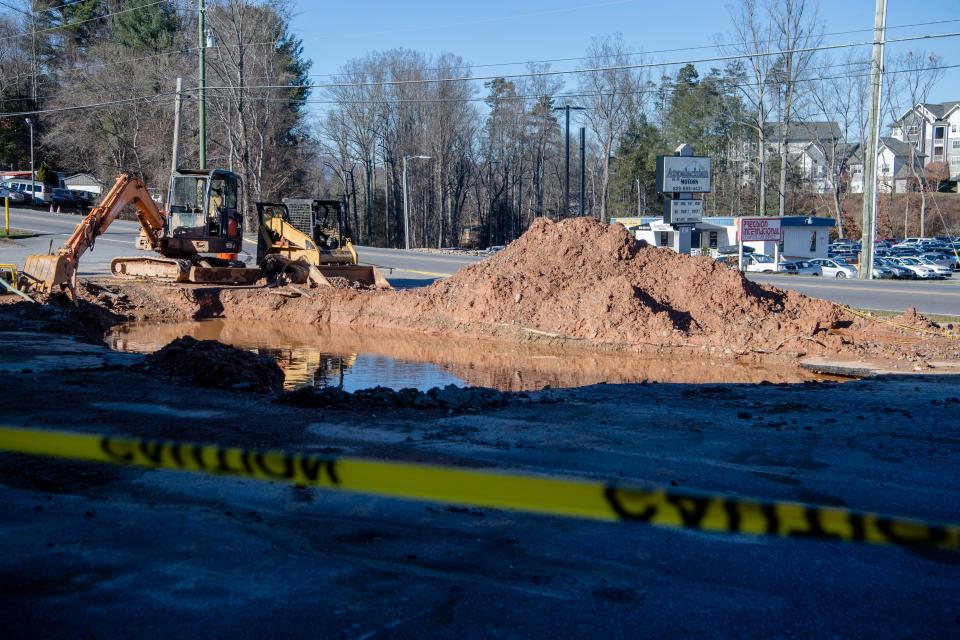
[22,173,166,293]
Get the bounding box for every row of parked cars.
[0,180,97,210]
[724,244,956,279]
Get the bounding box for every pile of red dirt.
[140,336,284,393]
[391,217,855,354]
[83,217,960,364]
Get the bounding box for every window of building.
[953,140,960,150]
[658,232,669,247]
[934,144,945,161]
[810,231,817,253]
[709,231,718,249]
[881,164,890,174]
[953,124,958,133]
[934,126,945,140]
[952,155,960,165]
[908,125,919,137]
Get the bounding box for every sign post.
[655,144,710,255]
[738,217,782,272]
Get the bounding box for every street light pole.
[402,155,431,250]
[553,105,584,217]
[635,178,641,215]
[579,126,586,216]
[25,117,34,204]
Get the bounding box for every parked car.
[790,260,823,276]
[921,252,959,271]
[915,256,953,278]
[877,257,913,279]
[72,190,97,207]
[871,264,895,279]
[741,253,797,274]
[889,257,940,279]
[51,188,82,209]
[890,246,921,257]
[6,179,52,204]
[810,257,858,278]
[0,186,28,204]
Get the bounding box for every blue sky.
[290,0,960,121]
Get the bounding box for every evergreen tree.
[112,0,178,52]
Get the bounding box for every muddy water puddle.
[107,320,835,392]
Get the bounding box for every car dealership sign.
[656,156,711,193]
[664,198,704,224]
[739,217,782,242]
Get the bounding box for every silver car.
[916,256,953,278]
[890,257,939,279]
[877,258,912,279]
[810,258,858,278]
[791,260,823,276]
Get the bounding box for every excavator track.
[110,257,261,285]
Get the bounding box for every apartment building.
[889,101,960,183]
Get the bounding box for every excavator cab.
[163,169,244,256]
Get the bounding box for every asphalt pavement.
[4,207,960,315]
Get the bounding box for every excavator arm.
[23,173,167,294]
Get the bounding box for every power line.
[5,61,957,118]
[294,17,960,79]
[207,31,960,91]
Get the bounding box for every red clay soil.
[78,217,960,364]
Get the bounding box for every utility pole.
[402,155,431,250]
[168,78,184,209]
[198,0,207,169]
[859,0,887,280]
[579,127,586,216]
[553,105,584,217]
[635,178,641,215]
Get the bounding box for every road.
[5,207,960,315]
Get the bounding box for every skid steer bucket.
[313,264,391,289]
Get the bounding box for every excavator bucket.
[22,254,71,294]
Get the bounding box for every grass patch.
[0,228,34,240]
[857,308,960,326]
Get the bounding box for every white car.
[790,260,823,276]
[741,253,797,274]
[915,256,953,278]
[810,258,858,278]
[890,257,939,279]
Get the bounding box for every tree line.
[0,0,952,245]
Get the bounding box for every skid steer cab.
[255,200,390,289]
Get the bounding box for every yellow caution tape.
[1,426,957,551]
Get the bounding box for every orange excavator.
[21,169,260,295]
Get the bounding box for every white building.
[64,173,104,195]
[612,215,833,261]
[890,101,960,185]
[847,138,925,194]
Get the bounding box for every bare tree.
[768,0,822,215]
[885,50,946,236]
[724,0,776,214]
[578,34,640,222]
